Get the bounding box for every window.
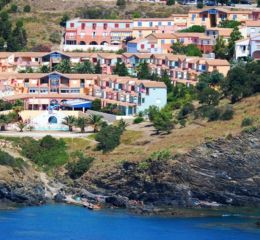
[141,44,145,49]
[171,40,174,44]
[48,116,58,124]
[146,88,149,95]
[71,89,80,93]
[92,23,96,30]
[158,22,162,26]
[81,23,85,30]
[115,23,119,28]
[142,98,145,103]
[60,89,70,93]
[126,23,130,28]
[161,40,165,44]
[151,44,154,48]
[192,14,196,21]
[233,14,237,20]
[168,22,171,26]
[103,23,107,30]
[138,21,142,27]
[149,22,153,27]
[70,23,74,28]
[92,32,96,37]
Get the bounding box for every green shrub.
[179,118,186,128]
[0,150,25,169]
[219,106,234,121]
[20,135,68,169]
[9,4,18,13]
[137,161,150,171]
[178,102,194,119]
[242,126,257,134]
[95,125,122,152]
[208,107,221,121]
[23,5,31,13]
[133,116,144,124]
[241,117,253,127]
[150,149,171,161]
[67,151,94,179]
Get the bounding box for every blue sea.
[0,204,259,240]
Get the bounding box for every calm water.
[0,204,259,240]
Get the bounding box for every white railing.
[63,44,121,52]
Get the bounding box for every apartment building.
[0,72,167,115]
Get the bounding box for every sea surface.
[0,204,259,240]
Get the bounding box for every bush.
[242,126,257,134]
[67,151,94,179]
[95,125,122,152]
[219,106,234,121]
[178,103,194,119]
[91,99,101,111]
[241,117,253,127]
[20,135,68,169]
[208,107,221,121]
[179,119,186,128]
[133,116,144,124]
[0,150,25,169]
[9,4,18,13]
[23,5,31,13]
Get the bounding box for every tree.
[185,44,202,57]
[166,0,175,5]
[9,4,18,13]
[197,87,220,106]
[213,36,228,59]
[74,61,94,74]
[23,5,31,13]
[228,26,242,59]
[118,119,129,132]
[116,0,126,7]
[40,65,50,73]
[67,151,94,179]
[147,105,160,122]
[8,20,27,52]
[88,114,103,133]
[62,116,76,132]
[197,0,204,8]
[218,20,241,28]
[0,37,5,51]
[75,117,89,133]
[0,114,9,131]
[95,125,122,152]
[54,59,72,73]
[153,109,174,134]
[160,70,172,93]
[91,99,101,111]
[171,40,186,55]
[17,121,27,132]
[179,25,205,33]
[137,61,150,79]
[60,13,69,27]
[222,63,252,103]
[113,60,128,76]
[258,0,260,7]
[95,60,102,74]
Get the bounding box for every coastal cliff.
[0,129,259,212]
[84,129,260,210]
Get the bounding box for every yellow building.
[187,7,252,28]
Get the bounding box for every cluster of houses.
[0,6,259,119]
[64,7,260,60]
[0,72,166,116]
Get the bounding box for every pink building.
[65,18,133,47]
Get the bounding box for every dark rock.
[54,193,66,202]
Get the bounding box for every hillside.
[6,0,188,49]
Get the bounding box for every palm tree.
[75,117,89,133]
[17,121,27,132]
[88,114,103,133]
[62,116,76,132]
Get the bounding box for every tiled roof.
[140,80,166,88]
[245,20,260,27]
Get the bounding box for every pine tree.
[0,37,5,51]
[160,70,172,93]
[10,20,27,51]
[166,0,175,5]
[113,60,128,76]
[137,61,150,79]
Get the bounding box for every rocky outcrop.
[0,165,47,206]
[86,129,260,209]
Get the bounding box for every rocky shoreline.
[0,129,259,216]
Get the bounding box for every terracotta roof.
[206,28,232,37]
[171,14,188,17]
[206,59,230,66]
[0,52,13,58]
[165,54,186,61]
[111,28,133,32]
[149,33,176,39]
[245,20,260,27]
[128,38,146,43]
[140,80,166,88]
[133,27,158,30]
[174,32,208,38]
[97,53,121,59]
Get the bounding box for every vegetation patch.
[0,150,25,169]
